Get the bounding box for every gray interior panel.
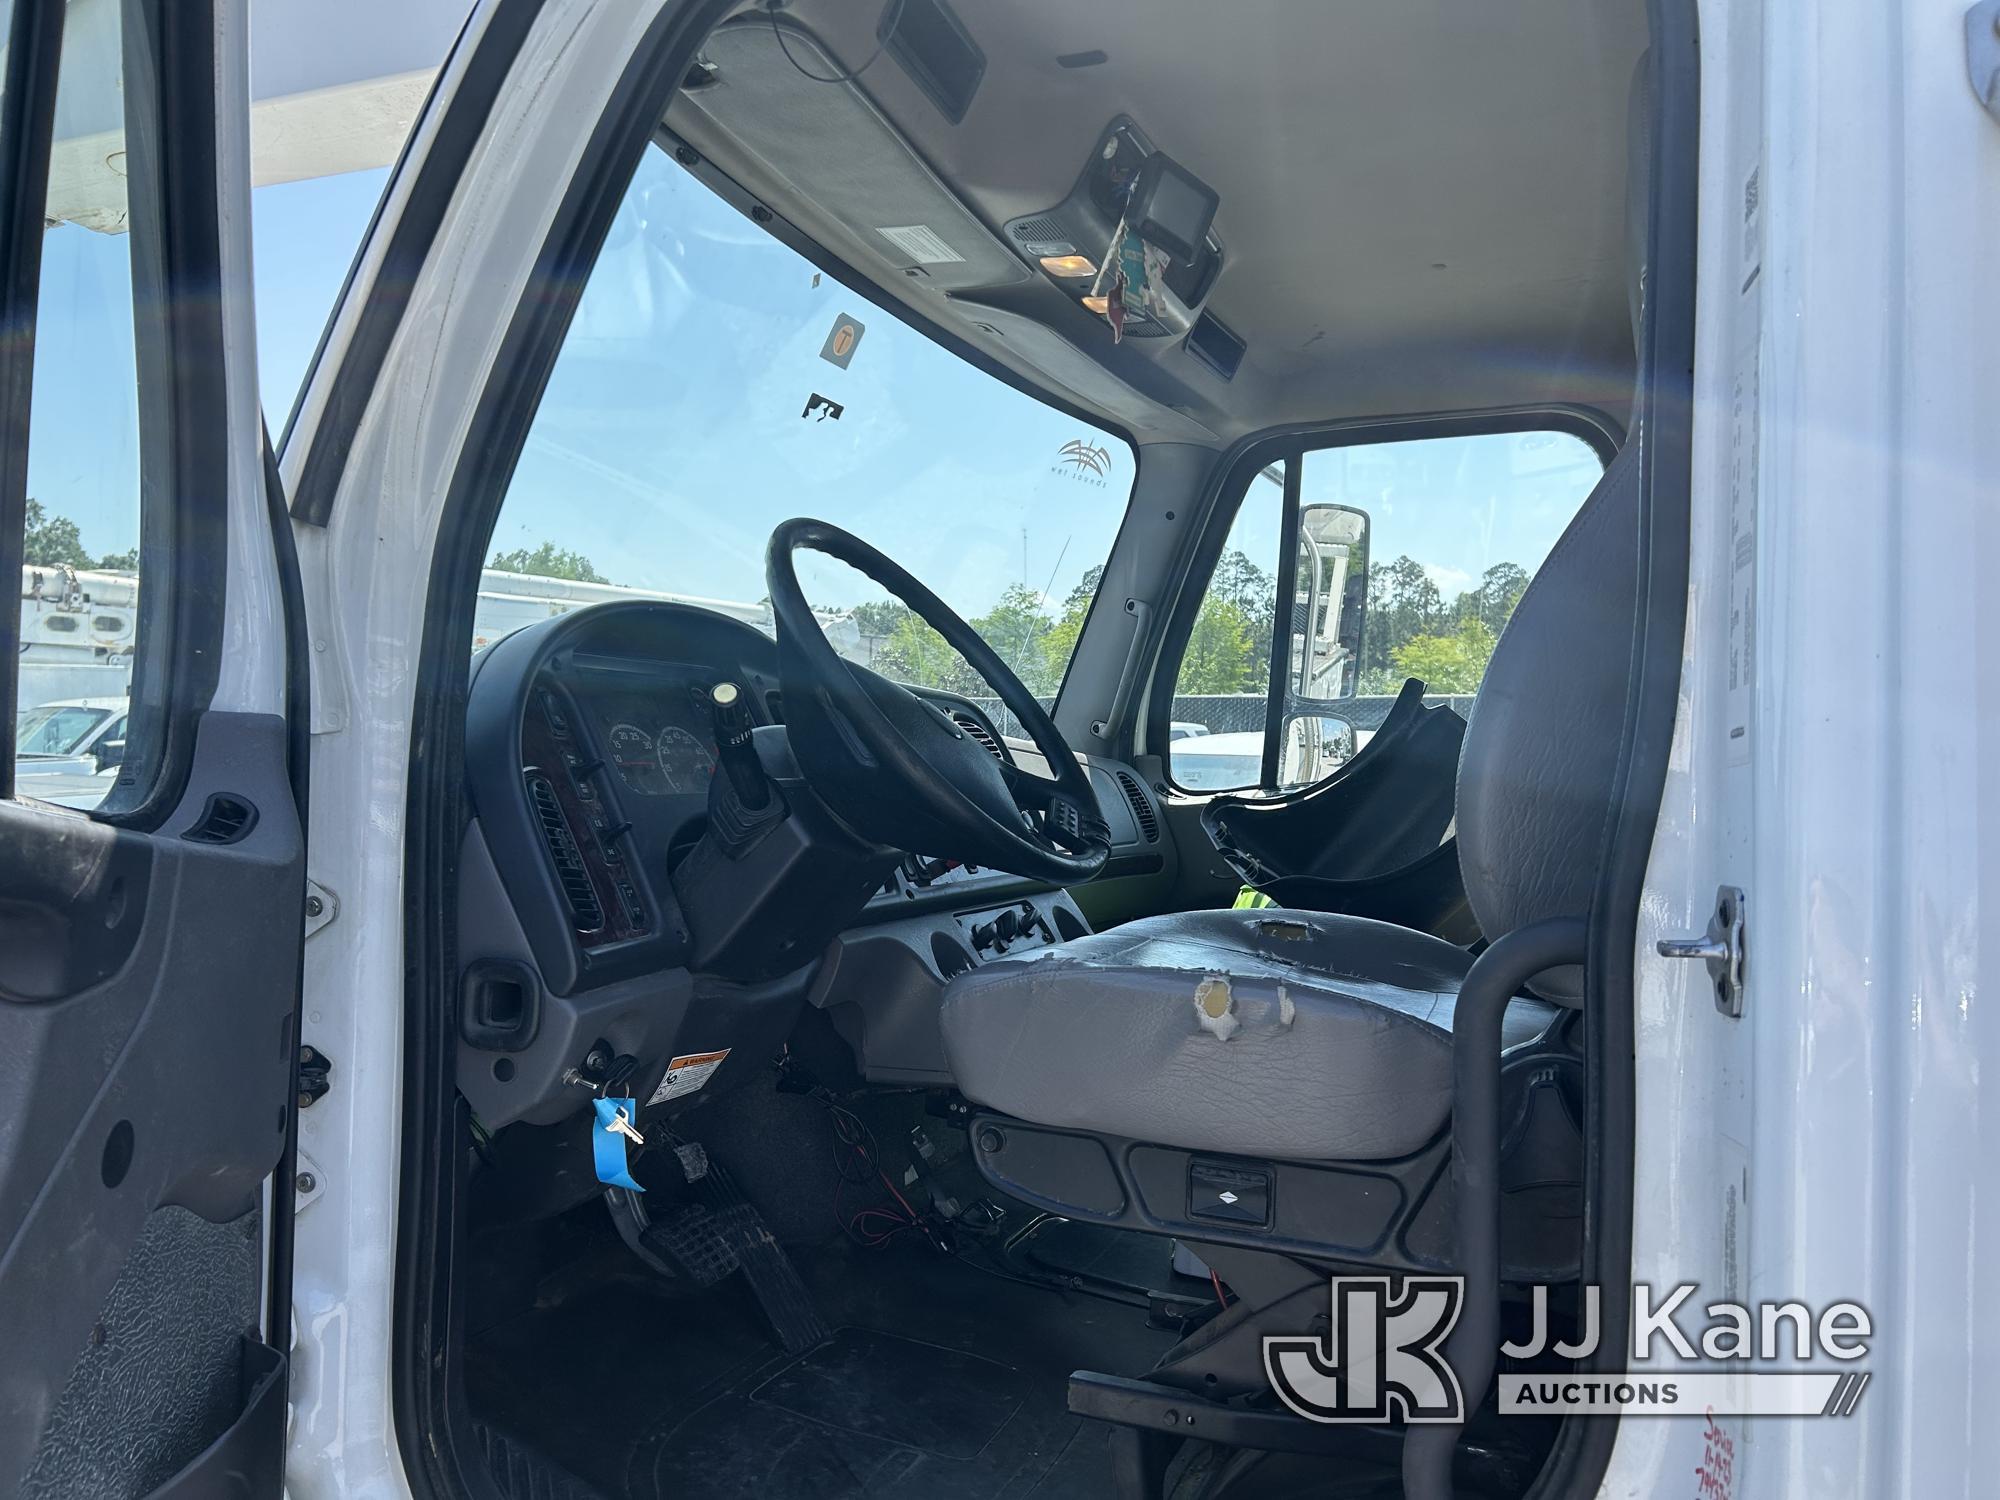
[0,713,301,1492]
[18,1206,258,1499]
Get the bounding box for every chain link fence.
[964,690,1478,745]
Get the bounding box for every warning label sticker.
[648,1049,731,1107]
[876,223,964,265]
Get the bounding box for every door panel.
[0,0,301,1493]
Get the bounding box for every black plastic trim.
[92,0,229,829]
[287,0,543,527]
[1257,452,1302,790]
[0,0,64,799]
[142,1337,287,1500]
[260,426,310,1353]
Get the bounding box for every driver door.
[0,1,303,1494]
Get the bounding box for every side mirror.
[92,738,125,773]
[1288,502,1369,702]
[1278,713,1357,790]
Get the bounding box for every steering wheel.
[765,519,1111,885]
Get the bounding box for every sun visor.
[685,19,1024,294]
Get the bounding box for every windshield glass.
[15,704,108,756]
[484,146,1135,711]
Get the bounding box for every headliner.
[669,0,1648,449]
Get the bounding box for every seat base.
[940,908,1560,1163]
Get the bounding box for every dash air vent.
[526,773,602,932]
[182,792,259,845]
[1113,769,1159,842]
[949,710,1008,763]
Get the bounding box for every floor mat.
[630,1325,1108,1500]
[471,1225,1178,1500]
[751,1329,1026,1459]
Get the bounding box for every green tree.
[874,612,981,695]
[970,583,1056,696]
[1039,565,1105,686]
[96,547,139,571]
[1457,561,1530,636]
[1390,617,1497,694]
[23,500,91,568]
[849,599,915,640]
[1357,554,1451,691]
[488,541,607,583]
[1177,595,1260,694]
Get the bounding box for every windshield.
[15,704,108,756]
[485,146,1135,712]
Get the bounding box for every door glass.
[1309,430,1601,707]
[14,0,145,811]
[1167,431,1602,795]
[1164,464,1283,791]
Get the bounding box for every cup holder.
[931,931,976,980]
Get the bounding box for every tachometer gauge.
[655,726,716,794]
[607,723,667,795]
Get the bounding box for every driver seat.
[939,433,1636,1218]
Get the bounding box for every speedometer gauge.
[607,723,667,795]
[655,726,716,794]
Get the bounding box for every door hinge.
[304,879,337,939]
[297,1044,333,1108]
[1657,885,1747,1018]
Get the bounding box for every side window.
[6,2,152,811]
[1166,466,1283,793]
[1167,430,1604,794]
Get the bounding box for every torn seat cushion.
[938,908,1558,1163]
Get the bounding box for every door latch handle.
[1656,885,1747,1018]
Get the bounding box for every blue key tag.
[591,1097,645,1191]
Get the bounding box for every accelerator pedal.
[705,1159,829,1354]
[639,1150,828,1355]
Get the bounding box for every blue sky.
[30,142,1598,621]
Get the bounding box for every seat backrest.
[1452,441,1639,1006]
[1454,47,1652,1006]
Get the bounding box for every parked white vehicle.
[12,696,128,808]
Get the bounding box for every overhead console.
[1005,117,1225,343]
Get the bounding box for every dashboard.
[467,603,785,992]
[456,599,1170,1134]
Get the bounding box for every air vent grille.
[1009,215,1070,245]
[526,773,602,931]
[1113,769,1159,842]
[183,792,259,845]
[949,710,1007,762]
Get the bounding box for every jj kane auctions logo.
[1265,1278,1873,1424]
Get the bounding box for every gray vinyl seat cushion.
[938,908,1559,1163]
